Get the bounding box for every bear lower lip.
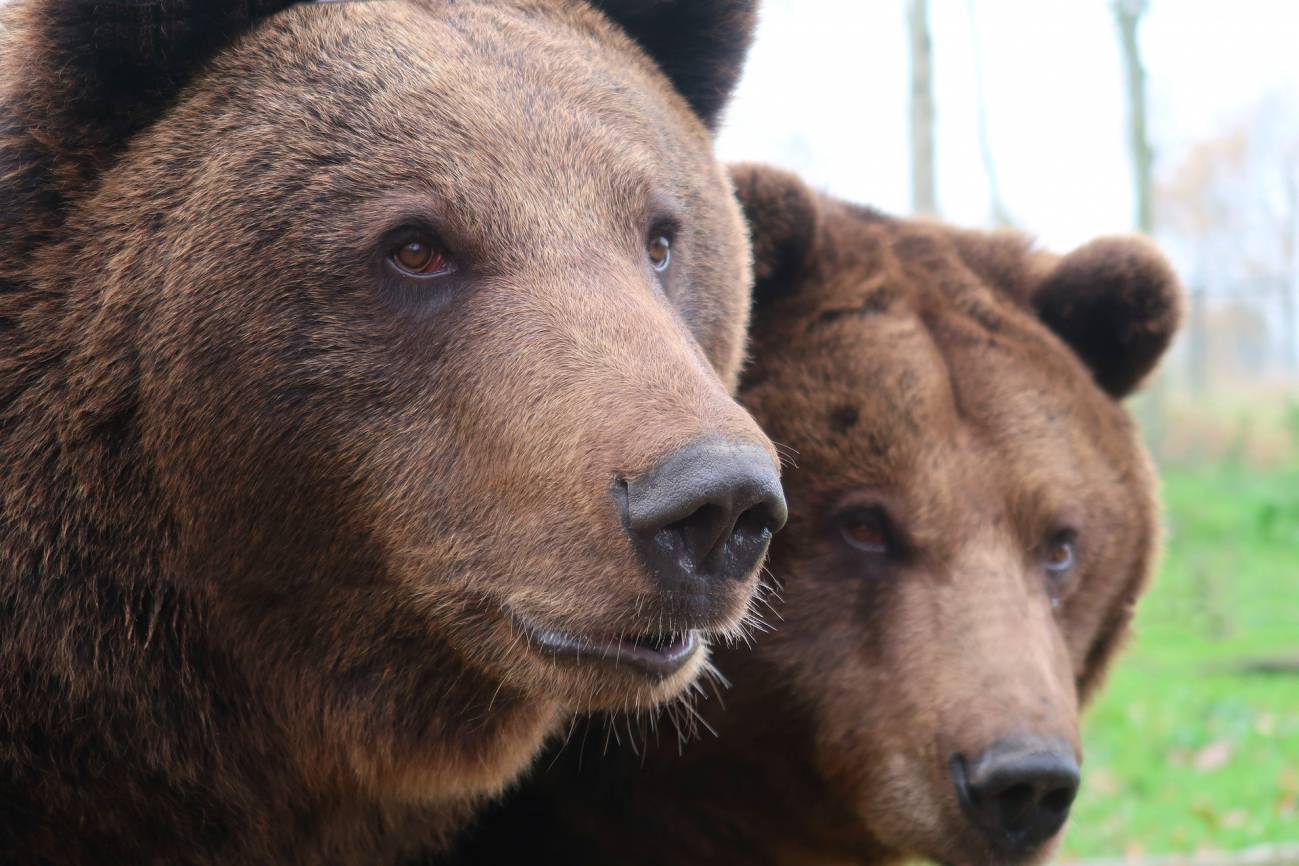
[513,617,701,680]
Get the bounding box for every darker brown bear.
[443,164,1182,866]
[0,3,786,864]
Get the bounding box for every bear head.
[725,163,1182,866]
[0,1,781,859]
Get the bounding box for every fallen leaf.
[1193,739,1234,772]
[1192,798,1219,828]
[1089,767,1120,796]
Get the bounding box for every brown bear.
[440,164,1183,866]
[0,3,788,864]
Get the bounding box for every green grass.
[1060,459,1299,859]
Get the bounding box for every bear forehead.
[155,1,713,210]
[264,2,695,144]
[747,243,1141,523]
[80,0,732,278]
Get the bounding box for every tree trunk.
[1114,0,1154,234]
[1188,287,1208,394]
[908,0,937,216]
[1278,153,1298,373]
[1112,0,1166,456]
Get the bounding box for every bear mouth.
[512,616,701,680]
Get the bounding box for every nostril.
[996,783,1037,826]
[621,438,786,591]
[1042,785,1077,815]
[653,491,778,582]
[666,503,730,567]
[736,498,782,538]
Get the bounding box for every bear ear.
[4,0,299,151]
[1031,236,1184,399]
[588,0,757,128]
[729,163,821,308]
[0,0,299,257]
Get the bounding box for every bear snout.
[621,437,787,596]
[950,736,1081,860]
[501,437,784,699]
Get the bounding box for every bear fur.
[441,164,1183,866]
[0,2,773,863]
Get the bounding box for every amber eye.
[390,239,455,277]
[837,509,889,554]
[1043,536,1076,574]
[648,235,672,271]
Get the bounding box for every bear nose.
[622,439,787,591]
[952,737,1080,853]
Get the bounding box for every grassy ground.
[1060,457,1299,859]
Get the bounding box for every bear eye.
[389,239,456,278]
[1043,532,1077,575]
[836,508,890,555]
[647,234,672,272]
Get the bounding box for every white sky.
[717,0,1299,253]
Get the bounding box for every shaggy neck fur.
[440,674,892,866]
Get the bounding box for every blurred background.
[717,1,1299,861]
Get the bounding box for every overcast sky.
[717,0,1298,254]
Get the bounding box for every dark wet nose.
[953,737,1080,853]
[622,439,787,591]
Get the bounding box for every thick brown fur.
[442,165,1183,866]
[0,3,770,864]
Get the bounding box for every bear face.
[714,164,1182,866]
[438,165,1181,866]
[0,2,781,862]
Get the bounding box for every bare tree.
[1113,0,1154,234]
[1112,0,1165,452]
[1159,109,1299,383]
[908,0,937,216]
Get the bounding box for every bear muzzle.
[507,437,785,684]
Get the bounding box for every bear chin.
[346,700,567,806]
